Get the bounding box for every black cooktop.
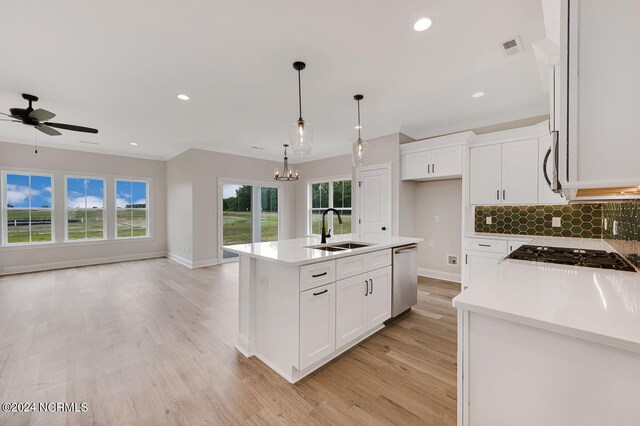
[507,245,637,272]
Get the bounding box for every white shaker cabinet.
[335,273,368,349]
[501,138,539,204]
[400,133,472,181]
[366,266,392,328]
[469,144,502,205]
[299,283,336,370]
[469,139,538,205]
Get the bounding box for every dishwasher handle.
[394,244,418,254]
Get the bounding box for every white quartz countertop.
[223,234,423,265]
[454,237,640,353]
[466,233,615,250]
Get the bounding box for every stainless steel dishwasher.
[392,244,418,317]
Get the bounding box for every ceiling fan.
[0,93,98,136]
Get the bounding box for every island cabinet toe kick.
[236,249,393,383]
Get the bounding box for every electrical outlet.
[447,255,458,266]
[486,216,492,225]
[613,220,619,236]
[604,218,608,230]
[552,217,561,227]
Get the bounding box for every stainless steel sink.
[330,242,373,249]
[308,245,346,252]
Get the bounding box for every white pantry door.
[357,164,391,242]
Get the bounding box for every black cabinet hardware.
[497,189,500,200]
[503,189,506,200]
[479,244,491,247]
[313,289,328,296]
[428,164,431,174]
[312,272,327,278]
[365,280,368,296]
[369,279,373,295]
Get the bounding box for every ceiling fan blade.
[45,122,98,134]
[36,124,62,136]
[29,108,56,122]
[0,118,20,122]
[1,111,17,119]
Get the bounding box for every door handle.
[365,280,369,296]
[312,272,327,278]
[369,279,373,295]
[543,147,552,186]
[382,226,387,231]
[313,289,328,296]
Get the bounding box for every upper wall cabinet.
[469,139,539,205]
[400,132,473,182]
[559,0,640,190]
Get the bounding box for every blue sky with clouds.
[6,174,52,208]
[116,181,146,208]
[67,178,104,208]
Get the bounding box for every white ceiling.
[0,0,548,163]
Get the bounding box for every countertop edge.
[453,299,640,355]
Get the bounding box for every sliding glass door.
[221,182,279,260]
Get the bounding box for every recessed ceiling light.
[177,94,190,101]
[413,17,432,32]
[130,142,138,146]
[472,91,485,98]
[354,125,362,130]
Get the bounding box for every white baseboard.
[192,258,219,269]
[166,252,193,268]
[418,267,461,284]
[0,251,167,276]
[166,253,219,269]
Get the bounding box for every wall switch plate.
[604,218,608,230]
[447,255,458,266]
[552,217,561,227]
[613,220,618,236]
[486,216,492,225]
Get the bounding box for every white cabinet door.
[431,145,463,178]
[464,252,504,288]
[402,150,431,180]
[366,266,392,328]
[538,134,567,205]
[336,273,369,349]
[501,139,539,204]
[469,145,502,205]
[299,283,336,370]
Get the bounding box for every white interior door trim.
[355,162,392,239]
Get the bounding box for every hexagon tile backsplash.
[474,204,603,238]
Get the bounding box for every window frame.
[307,175,352,237]
[64,175,107,242]
[2,171,55,246]
[114,178,150,239]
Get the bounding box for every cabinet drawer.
[467,238,508,254]
[300,261,336,292]
[336,254,368,281]
[367,249,391,270]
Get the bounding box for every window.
[309,178,352,236]
[221,182,279,261]
[115,179,148,238]
[66,177,105,240]
[4,173,53,244]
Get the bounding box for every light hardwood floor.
[0,259,459,425]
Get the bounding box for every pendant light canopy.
[352,94,368,167]
[289,61,313,156]
[274,144,299,181]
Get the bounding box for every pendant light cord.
[297,69,302,120]
[357,98,361,139]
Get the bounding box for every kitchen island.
[223,234,422,383]
[453,237,640,426]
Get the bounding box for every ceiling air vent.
[500,36,524,57]
[78,140,99,145]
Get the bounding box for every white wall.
[165,148,295,267]
[0,141,167,275]
[414,179,462,282]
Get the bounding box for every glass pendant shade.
[290,118,313,156]
[352,138,368,167]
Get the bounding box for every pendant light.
[289,61,313,156]
[274,144,299,181]
[352,94,368,167]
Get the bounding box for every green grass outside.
[223,211,278,245]
[6,209,147,243]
